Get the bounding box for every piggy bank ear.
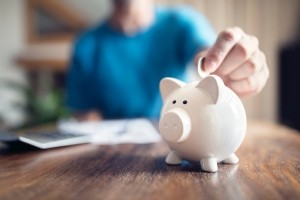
[196,75,224,104]
[160,78,184,101]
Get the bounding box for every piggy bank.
[159,59,247,172]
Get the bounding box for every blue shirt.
[67,7,216,119]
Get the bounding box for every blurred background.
[0,0,299,130]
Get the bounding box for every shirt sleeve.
[66,32,97,112]
[177,7,217,65]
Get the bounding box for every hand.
[195,27,269,97]
[74,111,102,121]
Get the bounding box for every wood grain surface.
[0,121,299,200]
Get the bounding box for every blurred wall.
[62,0,112,25]
[0,0,27,127]
[0,0,26,80]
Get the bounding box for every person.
[67,0,269,121]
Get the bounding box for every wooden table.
[0,121,299,200]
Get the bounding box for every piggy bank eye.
[183,100,188,104]
[172,100,176,104]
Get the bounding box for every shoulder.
[73,22,108,51]
[158,6,216,45]
[156,6,207,26]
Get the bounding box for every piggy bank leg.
[222,153,239,164]
[165,151,182,165]
[200,158,218,172]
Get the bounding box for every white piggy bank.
[159,61,247,172]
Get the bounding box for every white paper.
[57,118,161,144]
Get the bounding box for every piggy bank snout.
[159,108,191,143]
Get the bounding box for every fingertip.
[203,58,217,73]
